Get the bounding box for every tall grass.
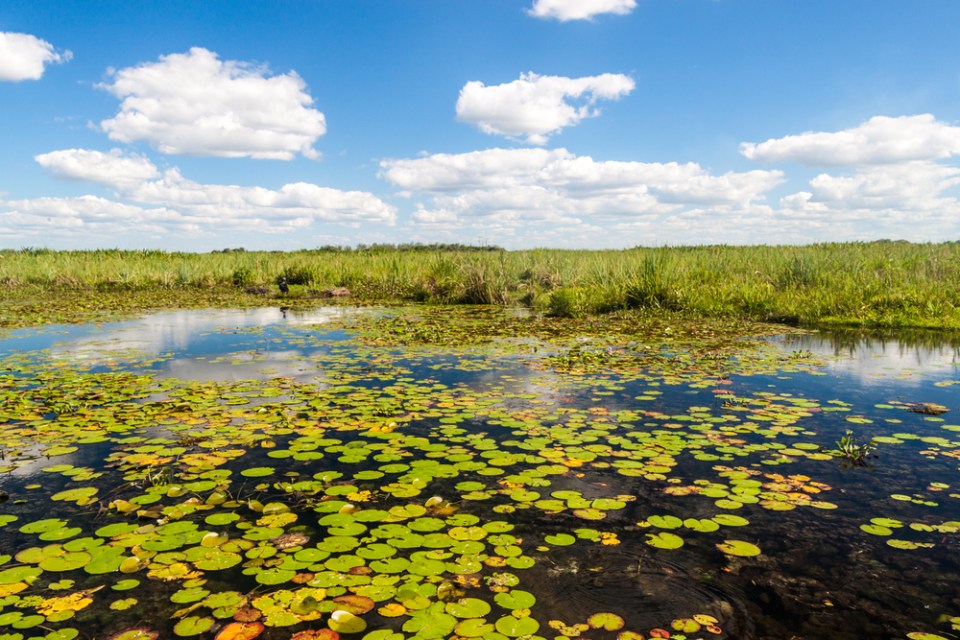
[2,241,960,328]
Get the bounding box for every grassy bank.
[1,241,959,329]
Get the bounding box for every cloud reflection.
[46,307,359,380]
[779,334,960,387]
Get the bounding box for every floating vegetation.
[0,306,958,640]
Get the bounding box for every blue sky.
[1,0,959,250]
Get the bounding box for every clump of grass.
[546,288,581,318]
[622,254,682,311]
[231,266,256,288]
[458,256,509,305]
[413,253,461,302]
[279,265,316,286]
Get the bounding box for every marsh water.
[0,307,958,640]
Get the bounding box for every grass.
[2,241,960,330]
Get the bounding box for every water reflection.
[36,307,359,379]
[775,331,960,387]
[163,349,316,382]
[2,309,960,640]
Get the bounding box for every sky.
[1,0,960,251]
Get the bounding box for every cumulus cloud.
[723,113,960,245]
[121,169,395,226]
[761,158,960,246]
[0,32,72,81]
[98,47,326,159]
[381,147,782,237]
[0,196,180,238]
[456,72,635,144]
[35,149,161,188]
[807,162,960,209]
[5,148,395,242]
[382,142,960,246]
[528,0,637,21]
[772,188,960,243]
[740,114,960,166]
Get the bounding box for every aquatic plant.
[831,429,878,465]
[0,305,958,639]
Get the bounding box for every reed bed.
[2,242,959,329]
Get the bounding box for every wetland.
[0,305,958,640]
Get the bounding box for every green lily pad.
[240,467,275,478]
[870,517,904,528]
[717,539,761,557]
[684,518,720,533]
[254,567,296,585]
[493,589,536,610]
[860,524,893,536]
[455,618,496,637]
[40,551,91,572]
[51,487,99,503]
[711,514,750,527]
[112,579,141,591]
[19,518,68,534]
[494,615,540,637]
[544,533,576,546]
[0,566,42,585]
[402,607,458,638]
[446,597,492,618]
[645,532,684,550]
[172,616,214,637]
[647,515,683,529]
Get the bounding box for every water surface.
[0,309,957,640]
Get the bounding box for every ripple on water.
[529,544,754,639]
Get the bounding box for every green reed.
[2,241,959,329]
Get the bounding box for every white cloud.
[35,149,161,188]
[528,0,637,21]
[0,32,71,81]
[726,114,960,245]
[4,148,395,243]
[456,72,635,144]
[381,141,960,247]
[768,161,960,243]
[98,47,326,159]
[740,114,960,166]
[380,147,783,239]
[0,195,180,237]
[771,189,960,243]
[123,169,395,226]
[808,162,960,210]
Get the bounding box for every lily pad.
[645,532,684,550]
[173,616,215,637]
[494,615,540,637]
[446,597,492,618]
[588,612,625,631]
[493,589,536,610]
[544,533,576,546]
[717,539,761,557]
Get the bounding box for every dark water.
[0,309,958,640]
